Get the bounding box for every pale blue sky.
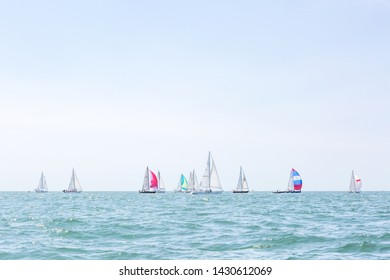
[0,0,389,191]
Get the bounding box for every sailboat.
[273,168,302,193]
[139,166,158,193]
[191,152,223,194]
[35,172,48,193]
[349,170,362,193]
[233,166,249,193]
[63,169,82,193]
[174,174,188,192]
[186,170,199,193]
[156,170,166,193]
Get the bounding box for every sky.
[0,0,389,191]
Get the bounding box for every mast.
[208,151,211,190]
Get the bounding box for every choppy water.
[0,191,389,260]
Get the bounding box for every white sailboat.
[35,172,48,193]
[156,170,166,193]
[186,170,199,193]
[191,152,223,194]
[63,169,82,193]
[349,170,362,193]
[233,166,249,193]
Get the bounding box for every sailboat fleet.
[30,153,363,193]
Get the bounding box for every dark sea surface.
[0,191,389,260]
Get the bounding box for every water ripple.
[0,191,389,259]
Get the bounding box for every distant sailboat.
[139,167,158,193]
[156,170,166,193]
[35,172,48,193]
[174,174,188,192]
[233,166,249,193]
[186,170,199,193]
[349,170,362,193]
[63,169,82,193]
[191,152,223,194]
[273,168,302,193]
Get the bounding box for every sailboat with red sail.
[139,166,158,193]
[273,168,302,193]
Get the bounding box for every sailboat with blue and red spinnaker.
[273,168,302,193]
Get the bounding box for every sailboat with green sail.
[174,174,188,192]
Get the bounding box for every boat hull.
[273,190,301,194]
[233,190,249,193]
[63,190,82,193]
[139,190,156,194]
[191,189,223,195]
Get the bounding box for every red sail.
[150,170,158,189]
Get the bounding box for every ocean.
[0,191,389,260]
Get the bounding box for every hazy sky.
[0,0,389,191]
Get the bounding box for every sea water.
[0,191,389,260]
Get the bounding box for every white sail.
[210,159,222,190]
[287,170,294,191]
[193,171,199,190]
[236,167,243,191]
[349,171,355,192]
[187,171,194,192]
[242,170,249,191]
[349,170,362,193]
[200,153,211,188]
[35,172,48,192]
[355,175,362,193]
[157,171,166,193]
[142,167,150,192]
[67,169,82,192]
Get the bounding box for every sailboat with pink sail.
[139,166,158,193]
[273,168,302,193]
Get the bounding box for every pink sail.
[150,170,158,189]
